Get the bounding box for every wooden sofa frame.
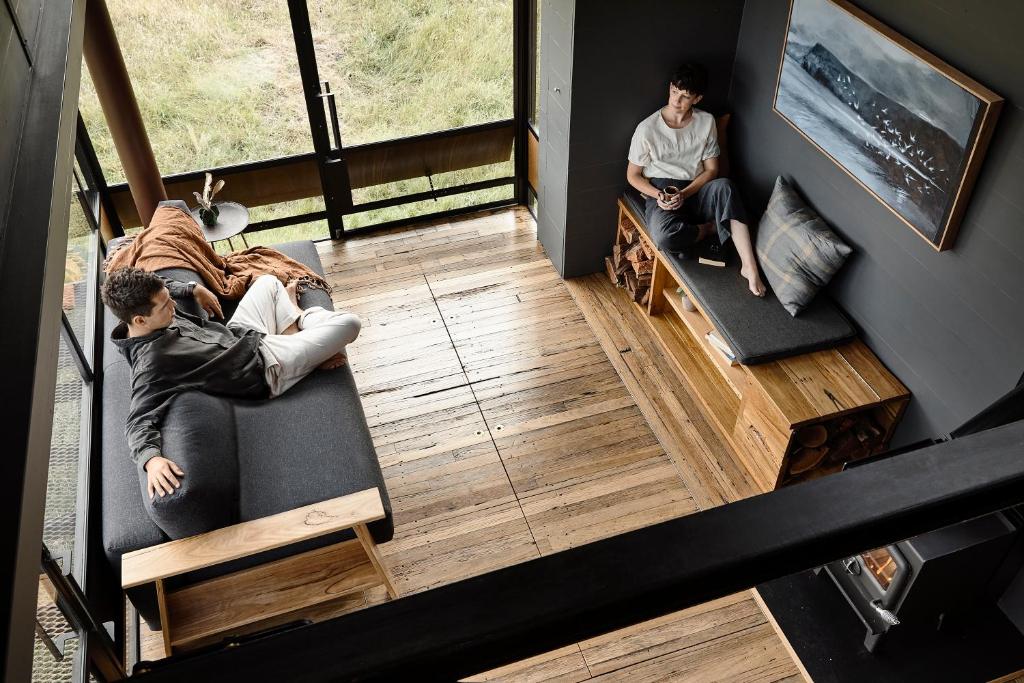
[614,199,910,492]
[122,487,397,656]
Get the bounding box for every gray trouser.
[227,275,361,397]
[643,177,749,253]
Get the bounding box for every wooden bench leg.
[648,257,669,315]
[354,524,399,599]
[155,579,173,657]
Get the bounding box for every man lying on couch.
[103,267,361,500]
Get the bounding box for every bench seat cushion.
[623,188,856,364]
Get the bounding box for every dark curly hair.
[669,63,708,97]
[101,267,165,324]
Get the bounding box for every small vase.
[199,204,220,227]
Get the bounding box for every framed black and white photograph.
[774,0,1003,251]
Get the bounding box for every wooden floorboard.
[139,207,803,681]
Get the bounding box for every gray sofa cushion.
[623,187,856,364]
[235,367,391,537]
[756,177,852,317]
[142,392,239,539]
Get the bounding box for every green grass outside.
[77,0,515,245]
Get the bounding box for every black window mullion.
[72,165,101,234]
[512,0,530,204]
[59,312,93,383]
[75,113,123,239]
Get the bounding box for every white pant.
[227,275,361,397]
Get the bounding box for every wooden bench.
[122,487,397,655]
[613,198,910,492]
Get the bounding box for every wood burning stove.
[821,513,1018,652]
[819,381,1024,653]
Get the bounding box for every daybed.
[99,201,394,655]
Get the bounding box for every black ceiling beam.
[133,419,1024,682]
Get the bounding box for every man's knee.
[251,274,281,293]
[324,312,361,344]
[340,313,361,336]
[651,231,673,253]
[706,177,736,195]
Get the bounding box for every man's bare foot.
[319,352,347,370]
[741,264,767,297]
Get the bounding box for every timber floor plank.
[139,208,803,681]
[427,244,695,554]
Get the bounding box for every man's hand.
[193,284,223,319]
[656,191,683,211]
[144,456,185,499]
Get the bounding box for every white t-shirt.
[627,107,720,181]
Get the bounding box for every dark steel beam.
[512,0,531,204]
[350,176,514,214]
[42,548,125,681]
[2,0,33,65]
[246,211,328,235]
[287,0,350,239]
[341,198,518,237]
[59,312,93,383]
[75,114,124,239]
[0,1,86,680]
[132,420,1024,682]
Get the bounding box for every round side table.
[190,201,250,251]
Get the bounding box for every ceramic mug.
[661,185,681,207]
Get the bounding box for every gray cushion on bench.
[623,188,856,364]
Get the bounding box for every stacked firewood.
[784,412,887,482]
[605,223,656,306]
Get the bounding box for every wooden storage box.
[614,199,909,492]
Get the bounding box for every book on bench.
[696,237,727,267]
[705,330,738,366]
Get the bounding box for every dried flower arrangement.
[193,173,226,227]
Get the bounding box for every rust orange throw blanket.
[103,206,331,299]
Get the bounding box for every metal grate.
[42,336,83,571]
[33,595,77,682]
[35,269,90,681]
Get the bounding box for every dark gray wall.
[729,0,1024,444]
[1,0,41,228]
[536,0,574,274]
[537,0,745,277]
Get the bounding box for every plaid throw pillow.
[756,177,852,317]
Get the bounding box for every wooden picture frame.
[773,0,1003,251]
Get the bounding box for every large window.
[78,1,312,183]
[309,0,513,146]
[308,0,516,229]
[31,160,102,683]
[79,0,516,239]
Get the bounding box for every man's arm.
[626,162,662,200]
[159,276,196,300]
[680,156,719,201]
[124,368,186,497]
[627,163,683,211]
[159,276,223,319]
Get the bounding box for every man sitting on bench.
[103,269,361,500]
[626,62,766,297]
